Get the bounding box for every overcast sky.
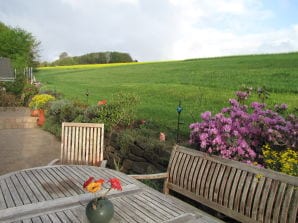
[1,0,298,62]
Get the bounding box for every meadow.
[36,52,298,139]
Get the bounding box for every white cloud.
[171,24,298,60]
[0,0,297,62]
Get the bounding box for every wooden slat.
[233,171,247,212]
[191,157,203,193]
[177,152,187,187]
[228,169,242,210]
[218,165,230,205]
[258,178,273,222]
[195,159,207,196]
[287,189,298,223]
[272,182,287,223]
[251,175,266,220]
[264,180,279,222]
[244,174,258,217]
[0,179,14,208]
[208,163,220,201]
[180,153,191,189]
[204,161,216,199]
[171,151,183,185]
[280,185,295,223]
[74,126,79,163]
[213,164,225,203]
[239,172,253,215]
[223,167,236,207]
[19,171,46,202]
[10,175,31,205]
[200,160,212,196]
[186,156,198,192]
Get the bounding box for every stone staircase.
[0,107,38,129]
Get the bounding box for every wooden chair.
[48,122,106,167]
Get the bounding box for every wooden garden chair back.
[49,122,106,167]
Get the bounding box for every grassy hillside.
[36,52,298,138]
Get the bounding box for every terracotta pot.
[86,198,114,223]
[37,109,45,126]
[30,109,39,117]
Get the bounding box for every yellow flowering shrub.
[29,94,55,109]
[262,144,298,176]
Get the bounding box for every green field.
[36,52,298,138]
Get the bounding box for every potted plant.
[28,94,55,125]
[83,177,122,223]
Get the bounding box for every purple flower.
[201,111,212,121]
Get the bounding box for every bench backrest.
[167,145,298,223]
[60,122,104,166]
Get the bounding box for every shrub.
[0,92,18,107]
[22,83,39,106]
[3,73,26,96]
[189,91,297,167]
[47,99,84,123]
[262,144,298,176]
[44,92,139,138]
[29,94,55,109]
[87,92,139,131]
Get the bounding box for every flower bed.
[189,90,297,176]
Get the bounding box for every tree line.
[43,51,135,66]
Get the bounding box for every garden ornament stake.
[86,89,89,103]
[176,101,183,143]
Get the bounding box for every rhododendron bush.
[189,91,297,174]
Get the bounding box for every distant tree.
[59,52,69,60]
[50,51,134,66]
[109,52,133,63]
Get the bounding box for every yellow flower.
[86,182,102,193]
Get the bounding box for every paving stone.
[0,107,60,175]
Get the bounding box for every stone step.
[0,117,38,129]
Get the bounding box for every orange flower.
[86,182,103,193]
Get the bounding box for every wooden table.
[0,165,223,223]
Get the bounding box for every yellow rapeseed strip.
[38,62,150,70]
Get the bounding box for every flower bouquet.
[83,177,122,223]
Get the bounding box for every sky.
[0,0,298,62]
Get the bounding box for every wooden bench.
[130,145,298,223]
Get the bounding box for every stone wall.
[104,132,172,174]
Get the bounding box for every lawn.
[36,52,298,139]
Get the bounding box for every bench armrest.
[130,172,168,180]
[129,172,169,194]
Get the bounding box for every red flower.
[97,100,107,106]
[108,178,122,191]
[83,177,94,188]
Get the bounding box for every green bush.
[47,99,84,123]
[44,93,140,138]
[3,73,26,96]
[95,92,139,131]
